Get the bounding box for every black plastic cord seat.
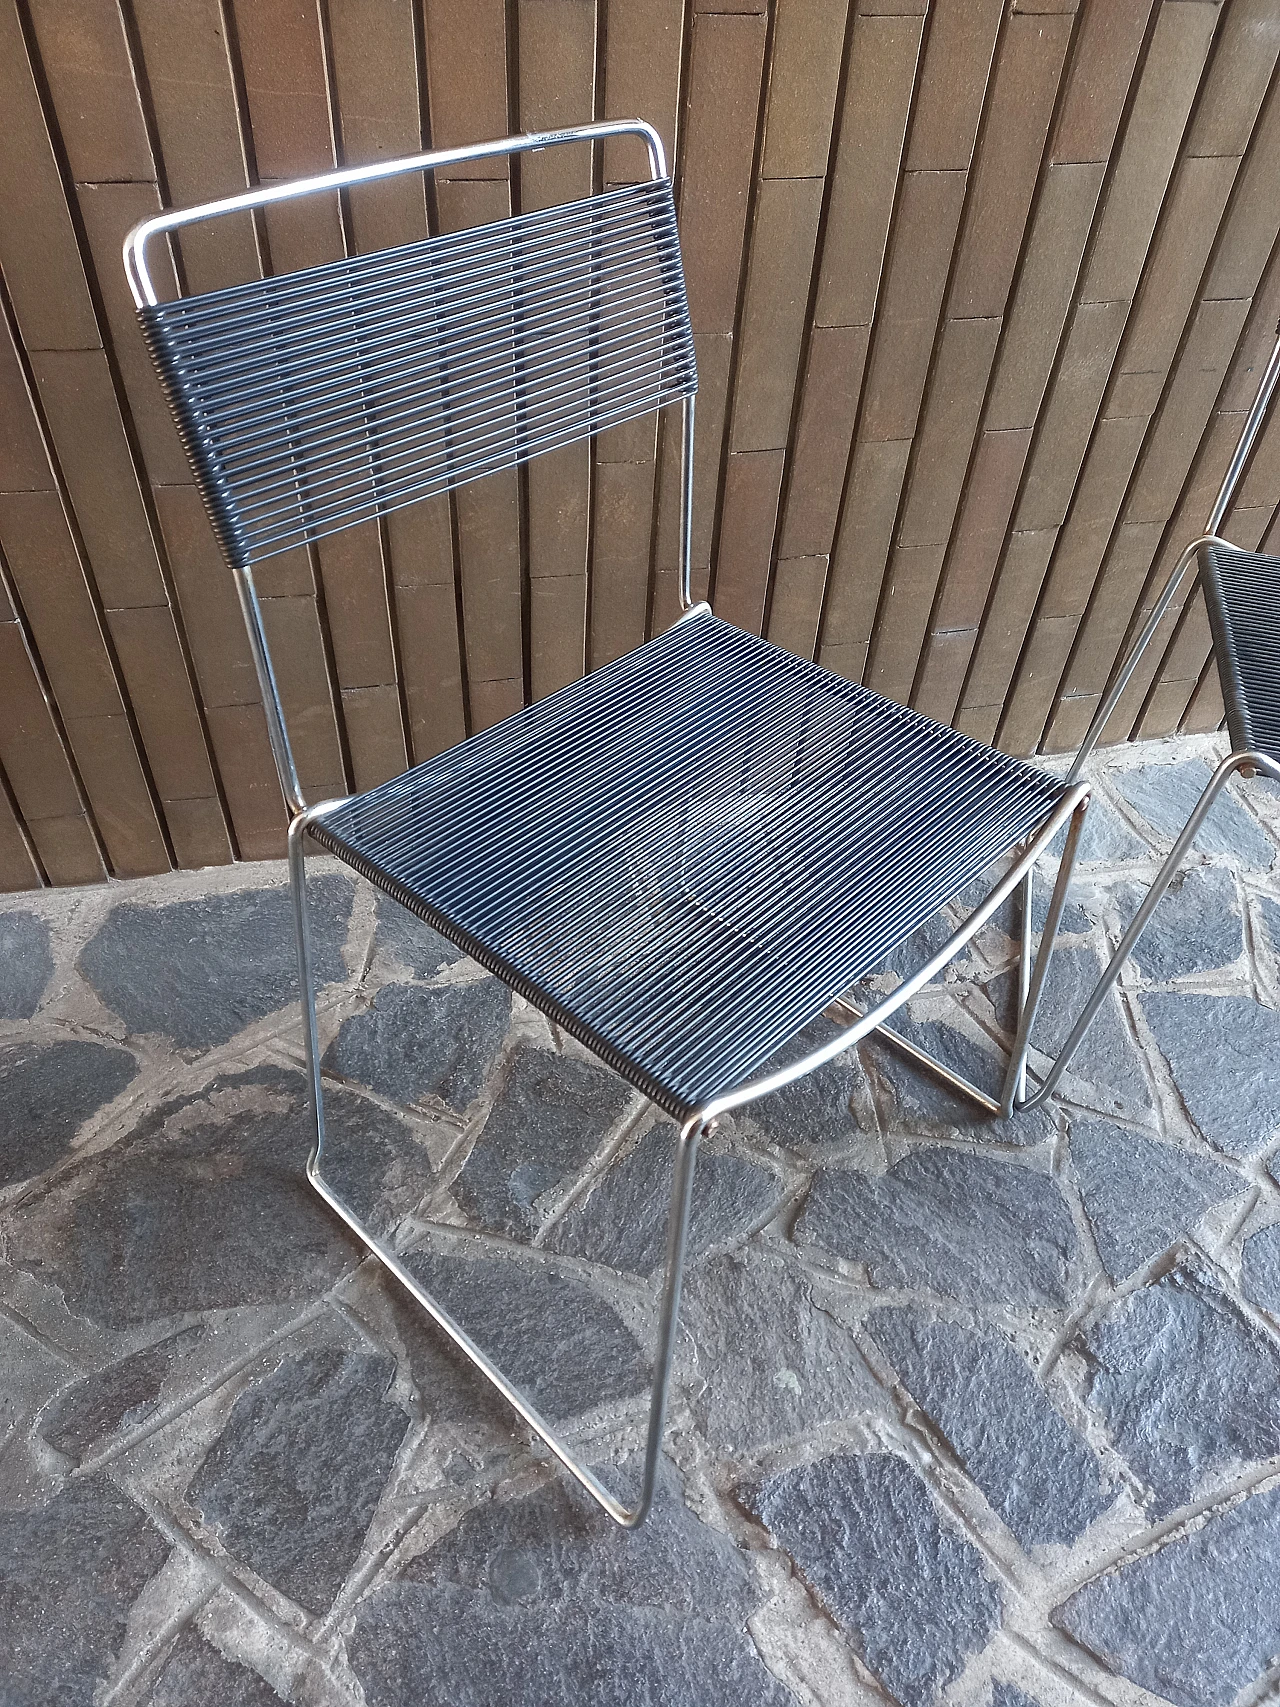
[311,609,1067,1118]
[1202,545,1280,762]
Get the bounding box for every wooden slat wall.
[2,0,1278,888]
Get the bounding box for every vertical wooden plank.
[814,10,924,331]
[520,0,595,699]
[678,12,768,336]
[421,0,510,175]
[154,483,284,855]
[730,178,826,454]
[1048,0,1156,167]
[327,0,428,253]
[0,772,40,890]
[602,0,685,187]
[947,11,1074,322]
[28,348,168,610]
[386,498,466,758]
[760,0,849,180]
[0,620,104,884]
[590,459,658,668]
[871,318,1001,702]
[434,175,524,730]
[712,450,786,636]
[24,0,153,183]
[1077,4,1219,306]
[130,0,261,292]
[0,490,172,876]
[77,182,190,486]
[0,0,100,350]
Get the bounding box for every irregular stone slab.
[354,1587,795,1707]
[77,877,352,1049]
[324,979,511,1114]
[1241,1223,1280,1315]
[11,1066,423,1327]
[373,890,466,978]
[744,1452,1001,1707]
[1027,894,1094,940]
[452,1047,629,1238]
[1028,946,1148,1111]
[404,1244,648,1424]
[1055,1481,1280,1707]
[1083,1268,1280,1515]
[39,1325,202,1465]
[1044,792,1150,864]
[1113,760,1274,866]
[1140,992,1280,1156]
[990,1687,1043,1707]
[867,1309,1113,1547]
[0,909,53,1019]
[863,1004,1057,1148]
[681,1244,881,1450]
[0,1475,168,1705]
[546,1123,782,1275]
[0,1037,138,1190]
[1117,867,1243,981]
[0,1317,75,1504]
[189,1348,409,1614]
[1256,895,1280,968]
[150,1630,285,1706]
[1071,1119,1243,1280]
[861,979,1058,1148]
[799,1148,1076,1306]
[350,1470,792,1707]
[745,1019,870,1148]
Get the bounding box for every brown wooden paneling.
[678,12,767,336]
[602,0,684,186]
[130,0,260,293]
[5,0,1280,890]
[0,0,99,351]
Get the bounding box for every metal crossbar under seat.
[127,122,1090,1528]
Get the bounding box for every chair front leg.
[290,807,704,1528]
[1000,795,1091,1117]
[1011,749,1280,1113]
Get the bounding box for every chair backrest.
[126,122,697,811]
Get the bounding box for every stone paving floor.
[3,732,1280,1707]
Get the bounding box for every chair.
[1004,327,1280,1114]
[127,122,1089,1528]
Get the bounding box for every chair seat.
[311,611,1066,1117]
[1202,546,1280,761]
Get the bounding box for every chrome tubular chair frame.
[1002,325,1280,1117]
[128,121,1089,1528]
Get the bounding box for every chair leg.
[288,808,703,1530]
[1011,749,1278,1113]
[1017,867,1033,1104]
[999,795,1091,1117]
[829,828,1076,1122]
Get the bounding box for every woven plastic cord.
[311,611,1067,1117]
[138,178,695,564]
[1202,546,1280,762]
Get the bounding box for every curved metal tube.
[124,120,667,309]
[1014,749,1280,1113]
[693,782,1091,1125]
[290,798,702,1529]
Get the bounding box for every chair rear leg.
[290,808,702,1528]
[1013,750,1276,1113]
